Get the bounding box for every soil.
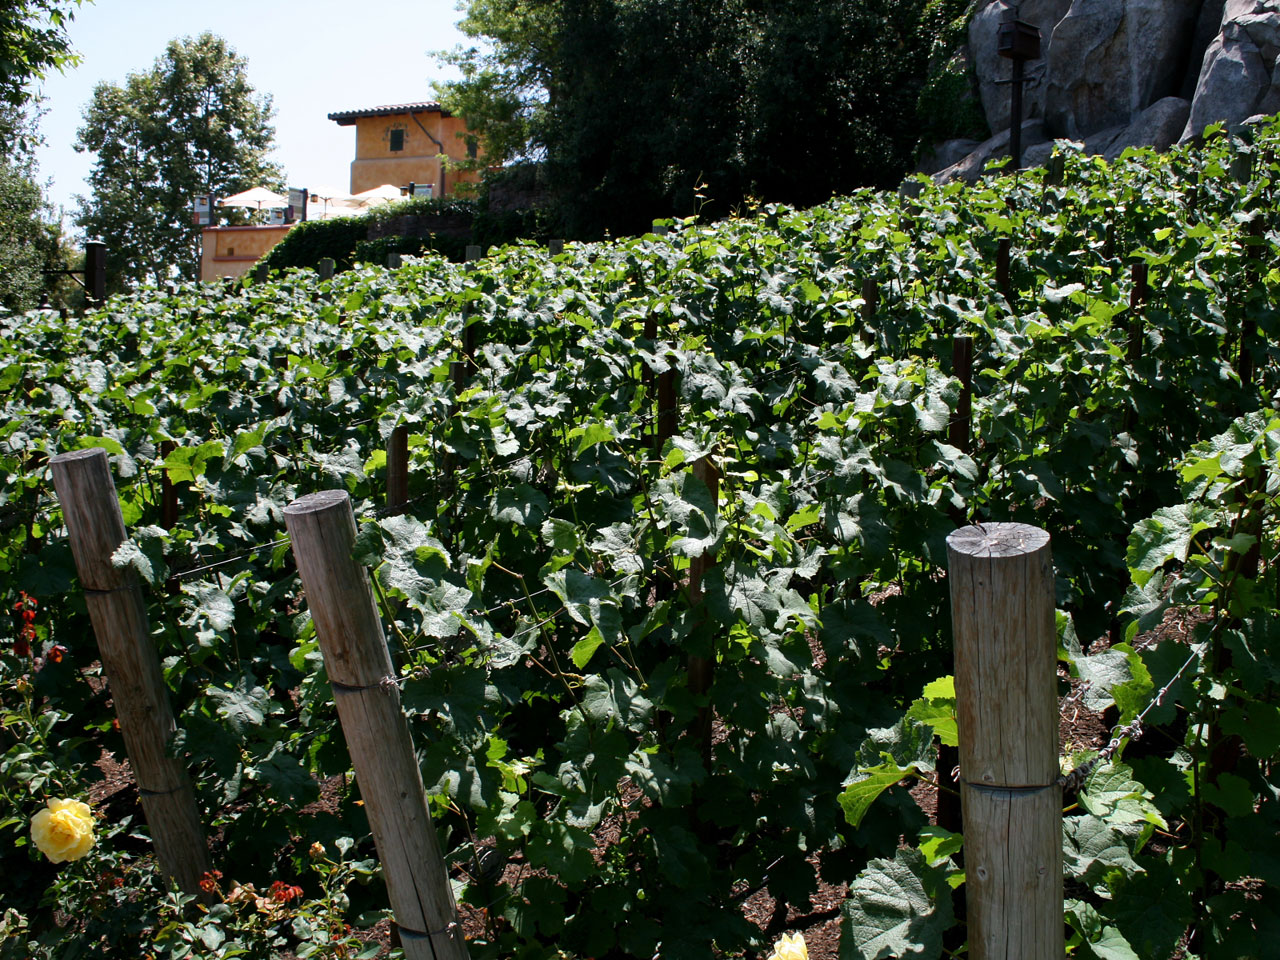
[83,603,1198,959]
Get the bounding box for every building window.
[389,128,405,152]
[467,136,478,160]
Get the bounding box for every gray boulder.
[916,138,985,175]
[933,119,1049,183]
[1043,0,1201,139]
[1106,95,1193,155]
[1182,0,1278,140]
[970,0,1074,132]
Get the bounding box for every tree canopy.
[1,0,85,111]
[74,32,281,291]
[435,0,979,238]
[0,0,87,313]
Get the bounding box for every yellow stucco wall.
[348,111,481,196]
[200,225,293,282]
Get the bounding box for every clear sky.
[32,0,474,222]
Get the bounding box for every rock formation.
[928,0,1280,182]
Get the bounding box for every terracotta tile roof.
[327,102,452,125]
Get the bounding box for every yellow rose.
[766,932,808,960]
[30,798,95,863]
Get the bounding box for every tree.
[1,0,85,121]
[74,32,281,291]
[435,0,973,238]
[0,1,86,312]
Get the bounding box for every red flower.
[12,592,36,657]
[48,645,66,664]
[199,869,223,894]
[269,880,303,903]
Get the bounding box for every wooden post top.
[50,447,131,593]
[50,447,110,465]
[947,522,1049,559]
[283,488,350,517]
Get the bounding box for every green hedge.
[260,185,552,274]
[258,216,369,273]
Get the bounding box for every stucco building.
[199,224,292,281]
[327,101,481,197]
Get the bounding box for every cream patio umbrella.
[349,184,405,208]
[218,187,289,211]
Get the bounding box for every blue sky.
[33,0,473,220]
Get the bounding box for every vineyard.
[3,116,1280,959]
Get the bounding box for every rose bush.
[30,798,95,863]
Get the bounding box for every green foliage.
[74,32,281,292]
[913,0,988,151]
[0,1,86,120]
[0,154,56,311]
[4,114,1280,957]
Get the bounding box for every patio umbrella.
[219,187,289,210]
[349,184,405,207]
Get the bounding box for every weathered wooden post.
[948,336,973,454]
[1128,263,1149,364]
[387,424,410,513]
[996,239,1012,300]
[318,257,335,281]
[284,490,469,960]
[860,278,878,345]
[1240,217,1266,388]
[159,441,180,530]
[50,448,208,895]
[947,522,1062,960]
[548,238,565,256]
[687,455,719,769]
[655,366,677,454]
[254,262,269,283]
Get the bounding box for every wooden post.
[285,490,469,960]
[947,522,1062,960]
[159,441,179,530]
[860,277,878,345]
[50,448,208,895]
[1128,262,1149,364]
[1045,154,1065,187]
[655,367,677,454]
[948,336,973,454]
[318,257,335,281]
[548,239,565,256]
[687,455,718,769]
[387,253,403,269]
[387,425,410,513]
[995,239,1011,300]
[254,262,269,283]
[451,246,483,391]
[1240,218,1266,388]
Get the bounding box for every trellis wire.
[1055,638,1209,793]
